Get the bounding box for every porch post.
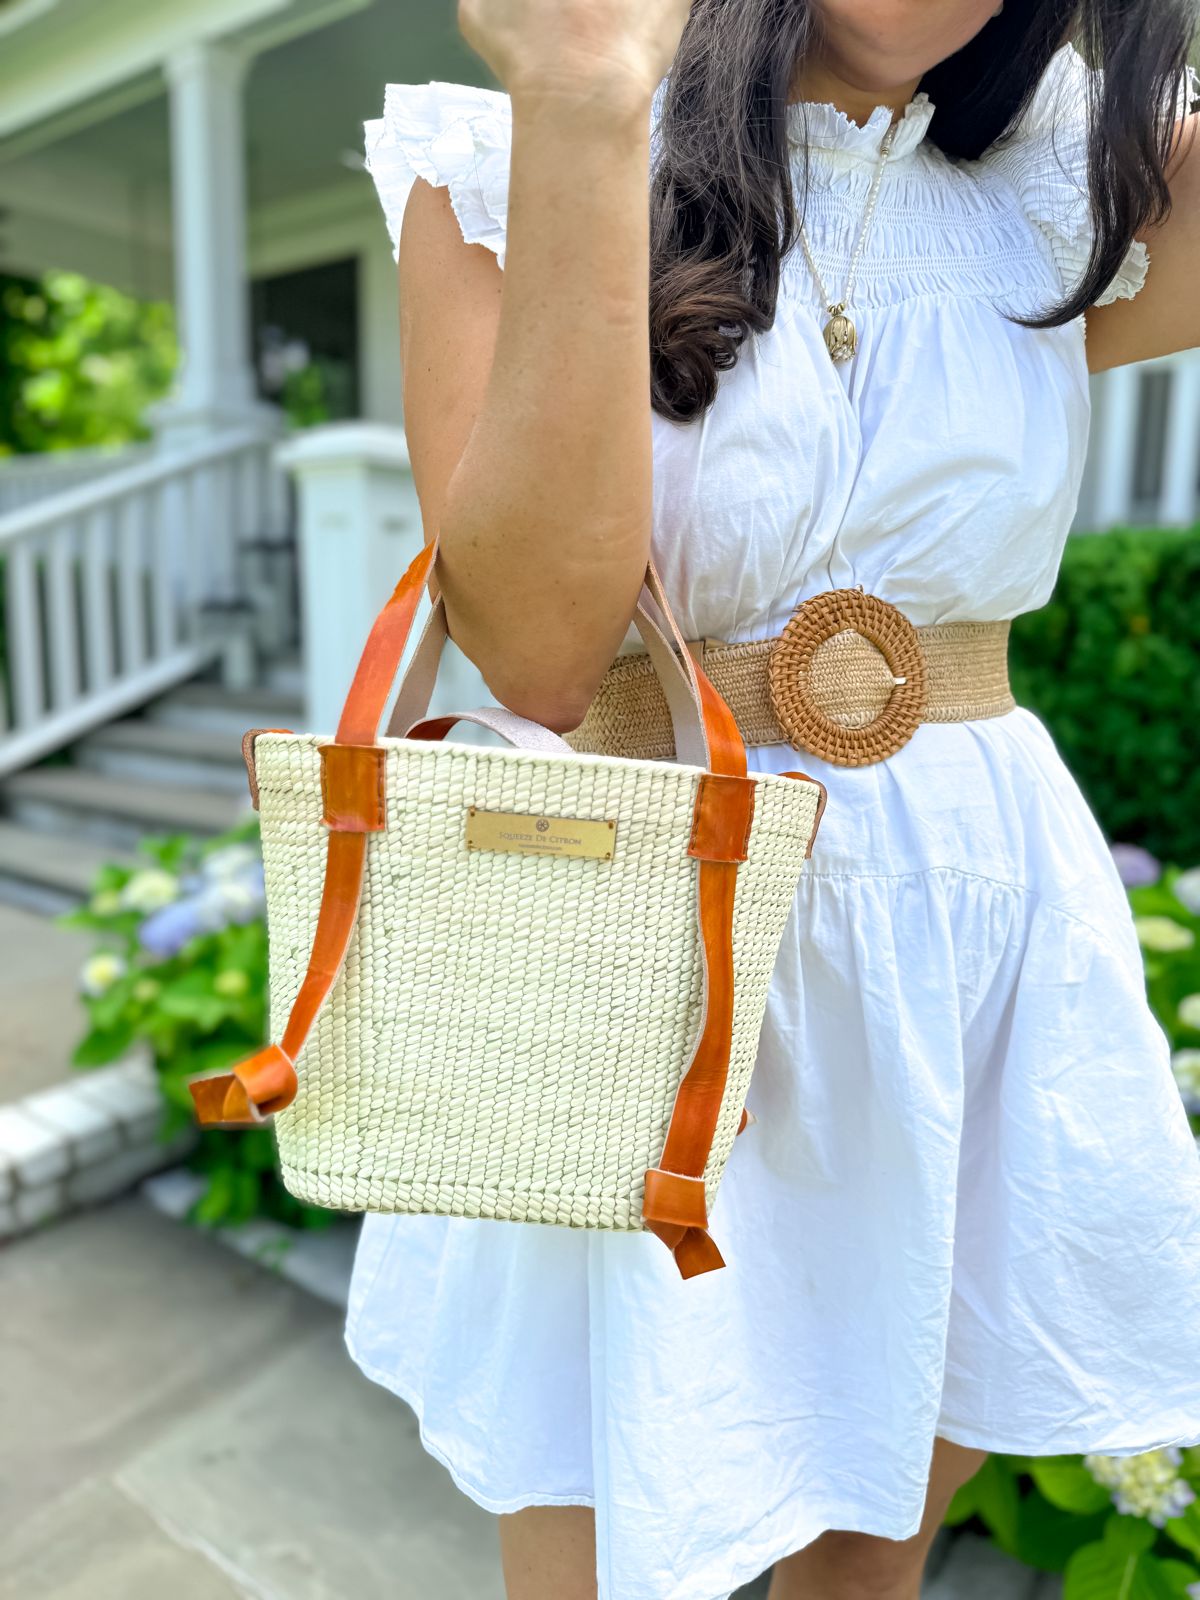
[277,424,489,738]
[1090,365,1141,532]
[158,40,270,443]
[1160,354,1200,529]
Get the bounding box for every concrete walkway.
[0,1196,506,1599]
[0,902,95,1103]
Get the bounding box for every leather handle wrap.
[192,533,764,1281]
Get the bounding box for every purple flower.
[138,897,207,959]
[1110,843,1161,889]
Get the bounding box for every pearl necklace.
[796,112,900,362]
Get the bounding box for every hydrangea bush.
[62,820,332,1232]
[947,848,1200,1595]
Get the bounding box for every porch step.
[0,820,138,910]
[0,768,246,852]
[75,719,250,795]
[144,680,304,739]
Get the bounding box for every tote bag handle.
[191,535,765,1279]
[382,536,746,776]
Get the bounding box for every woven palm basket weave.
[254,731,822,1226]
[189,536,826,1277]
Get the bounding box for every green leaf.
[1156,1559,1200,1598]
[157,1068,201,1112]
[1104,1516,1157,1558]
[1064,1538,1175,1600]
[71,1021,136,1067]
[1012,1486,1110,1574]
[1166,1502,1200,1561]
[967,1454,1022,1552]
[943,1473,979,1526]
[190,1167,237,1227]
[1033,1459,1116,1516]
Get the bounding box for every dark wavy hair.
[650,0,1200,421]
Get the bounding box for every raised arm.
[1085,105,1200,371]
[398,1,690,732]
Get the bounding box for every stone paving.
[0,902,94,1103]
[1,1195,504,1599]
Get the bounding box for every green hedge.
[1010,525,1200,865]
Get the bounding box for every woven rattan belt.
[564,587,1015,768]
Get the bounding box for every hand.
[458,0,691,115]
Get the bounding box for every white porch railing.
[0,430,287,777]
[1080,350,1200,532]
[0,444,156,515]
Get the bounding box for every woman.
[345,3,1200,1597]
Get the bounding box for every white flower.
[195,876,265,932]
[1180,995,1200,1031]
[1085,1448,1196,1526]
[202,843,261,881]
[119,869,179,914]
[1134,916,1196,954]
[80,951,127,998]
[1173,1051,1200,1097]
[1174,868,1200,916]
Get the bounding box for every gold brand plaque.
[465,807,616,861]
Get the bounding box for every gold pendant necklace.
[797,114,900,363]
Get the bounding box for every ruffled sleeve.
[986,43,1198,308]
[363,81,513,267]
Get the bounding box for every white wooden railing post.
[1091,365,1141,531]
[277,423,489,738]
[1161,354,1200,528]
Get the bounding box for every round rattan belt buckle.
[767,588,929,767]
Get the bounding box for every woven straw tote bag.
[190,536,826,1277]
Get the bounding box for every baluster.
[6,538,44,731]
[1161,354,1200,528]
[188,466,213,617]
[46,518,82,712]
[216,458,239,605]
[239,446,282,650]
[1092,366,1142,531]
[250,447,269,541]
[151,479,182,658]
[81,505,115,694]
[116,492,148,675]
[236,447,260,543]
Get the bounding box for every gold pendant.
[823,304,857,363]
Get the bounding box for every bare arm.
[394,0,690,728]
[1085,109,1200,371]
[399,89,659,732]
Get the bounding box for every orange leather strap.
[189,539,439,1128]
[641,773,755,1277]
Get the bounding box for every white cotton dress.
[345,44,1200,1600]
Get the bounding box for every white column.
[1161,354,1200,528]
[276,423,489,737]
[359,236,404,425]
[157,41,271,444]
[1090,364,1142,531]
